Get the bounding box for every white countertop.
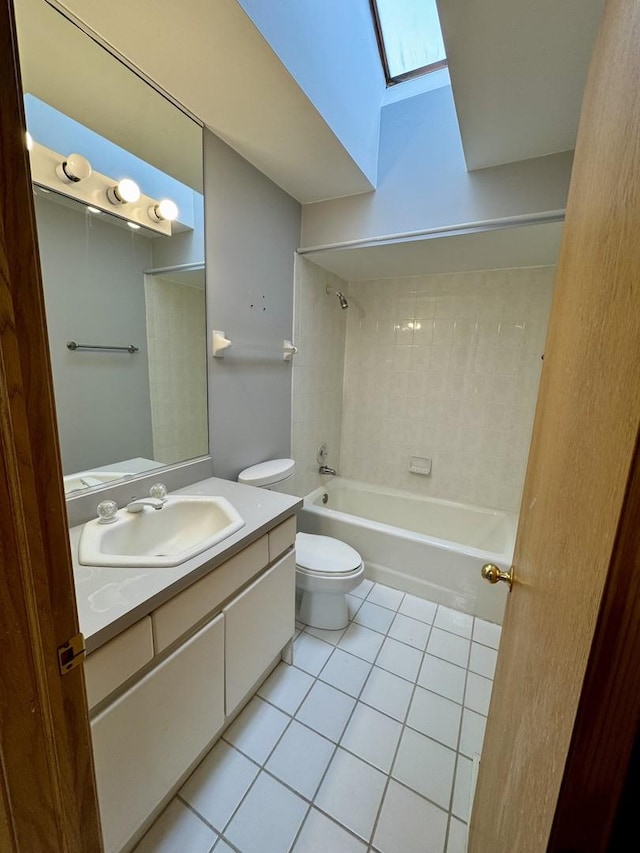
[70,477,302,653]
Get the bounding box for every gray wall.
[35,196,154,474]
[301,85,574,248]
[204,129,301,480]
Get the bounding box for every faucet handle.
[96,499,118,524]
[149,483,168,501]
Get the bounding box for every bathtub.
[298,478,517,624]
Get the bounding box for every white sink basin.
[78,495,245,568]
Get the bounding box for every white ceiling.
[438,0,605,170]
[44,0,373,204]
[301,221,563,281]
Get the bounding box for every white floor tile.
[388,613,431,650]
[407,687,462,750]
[434,606,473,639]
[266,720,334,800]
[452,756,473,821]
[315,748,387,842]
[257,662,314,715]
[180,740,258,831]
[398,593,437,625]
[305,625,346,645]
[469,642,498,679]
[223,696,289,764]
[427,627,470,668]
[341,703,402,773]
[375,637,423,682]
[373,779,448,853]
[472,618,502,650]
[464,672,493,716]
[296,680,356,742]
[293,808,367,852]
[225,772,308,853]
[293,632,335,675]
[134,798,218,853]
[446,817,468,853]
[459,709,486,759]
[319,648,372,697]
[338,622,385,662]
[350,578,374,599]
[418,654,466,704]
[392,728,456,810]
[354,601,395,634]
[367,584,404,611]
[360,666,414,722]
[346,593,364,619]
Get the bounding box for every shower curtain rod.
[297,210,565,255]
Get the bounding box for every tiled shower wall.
[145,277,209,465]
[339,267,555,512]
[290,256,348,497]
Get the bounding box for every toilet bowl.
[237,458,365,630]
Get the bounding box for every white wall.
[204,129,301,481]
[301,86,573,249]
[339,266,555,512]
[290,256,348,497]
[237,0,384,186]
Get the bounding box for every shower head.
[326,284,349,309]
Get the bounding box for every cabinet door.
[225,550,295,715]
[91,614,224,853]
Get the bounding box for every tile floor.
[134,579,501,853]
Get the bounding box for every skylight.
[371,0,447,85]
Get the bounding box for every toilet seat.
[295,533,362,575]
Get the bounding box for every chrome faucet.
[319,465,337,475]
[126,496,166,513]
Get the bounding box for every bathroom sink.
[78,495,245,568]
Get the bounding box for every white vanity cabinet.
[85,515,297,853]
[91,615,225,853]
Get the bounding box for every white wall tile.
[339,267,554,511]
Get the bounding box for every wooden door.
[469,1,640,850]
[0,1,103,850]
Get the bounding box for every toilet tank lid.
[237,458,295,486]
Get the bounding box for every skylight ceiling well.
[372,0,447,84]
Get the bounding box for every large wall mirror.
[15,0,208,496]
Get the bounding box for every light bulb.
[87,206,101,214]
[149,198,178,222]
[25,131,34,151]
[107,178,140,205]
[127,221,141,230]
[55,153,92,184]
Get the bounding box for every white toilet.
[237,458,365,629]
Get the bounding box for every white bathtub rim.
[303,479,516,566]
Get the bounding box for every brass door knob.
[481,563,514,591]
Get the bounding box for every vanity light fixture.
[106,177,140,205]
[55,152,92,184]
[148,198,178,222]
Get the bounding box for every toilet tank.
[237,458,295,493]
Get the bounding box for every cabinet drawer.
[225,550,295,715]
[153,535,269,652]
[85,617,154,710]
[91,614,225,853]
[268,515,296,563]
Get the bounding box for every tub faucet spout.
[319,465,337,476]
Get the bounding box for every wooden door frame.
[0,1,102,850]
